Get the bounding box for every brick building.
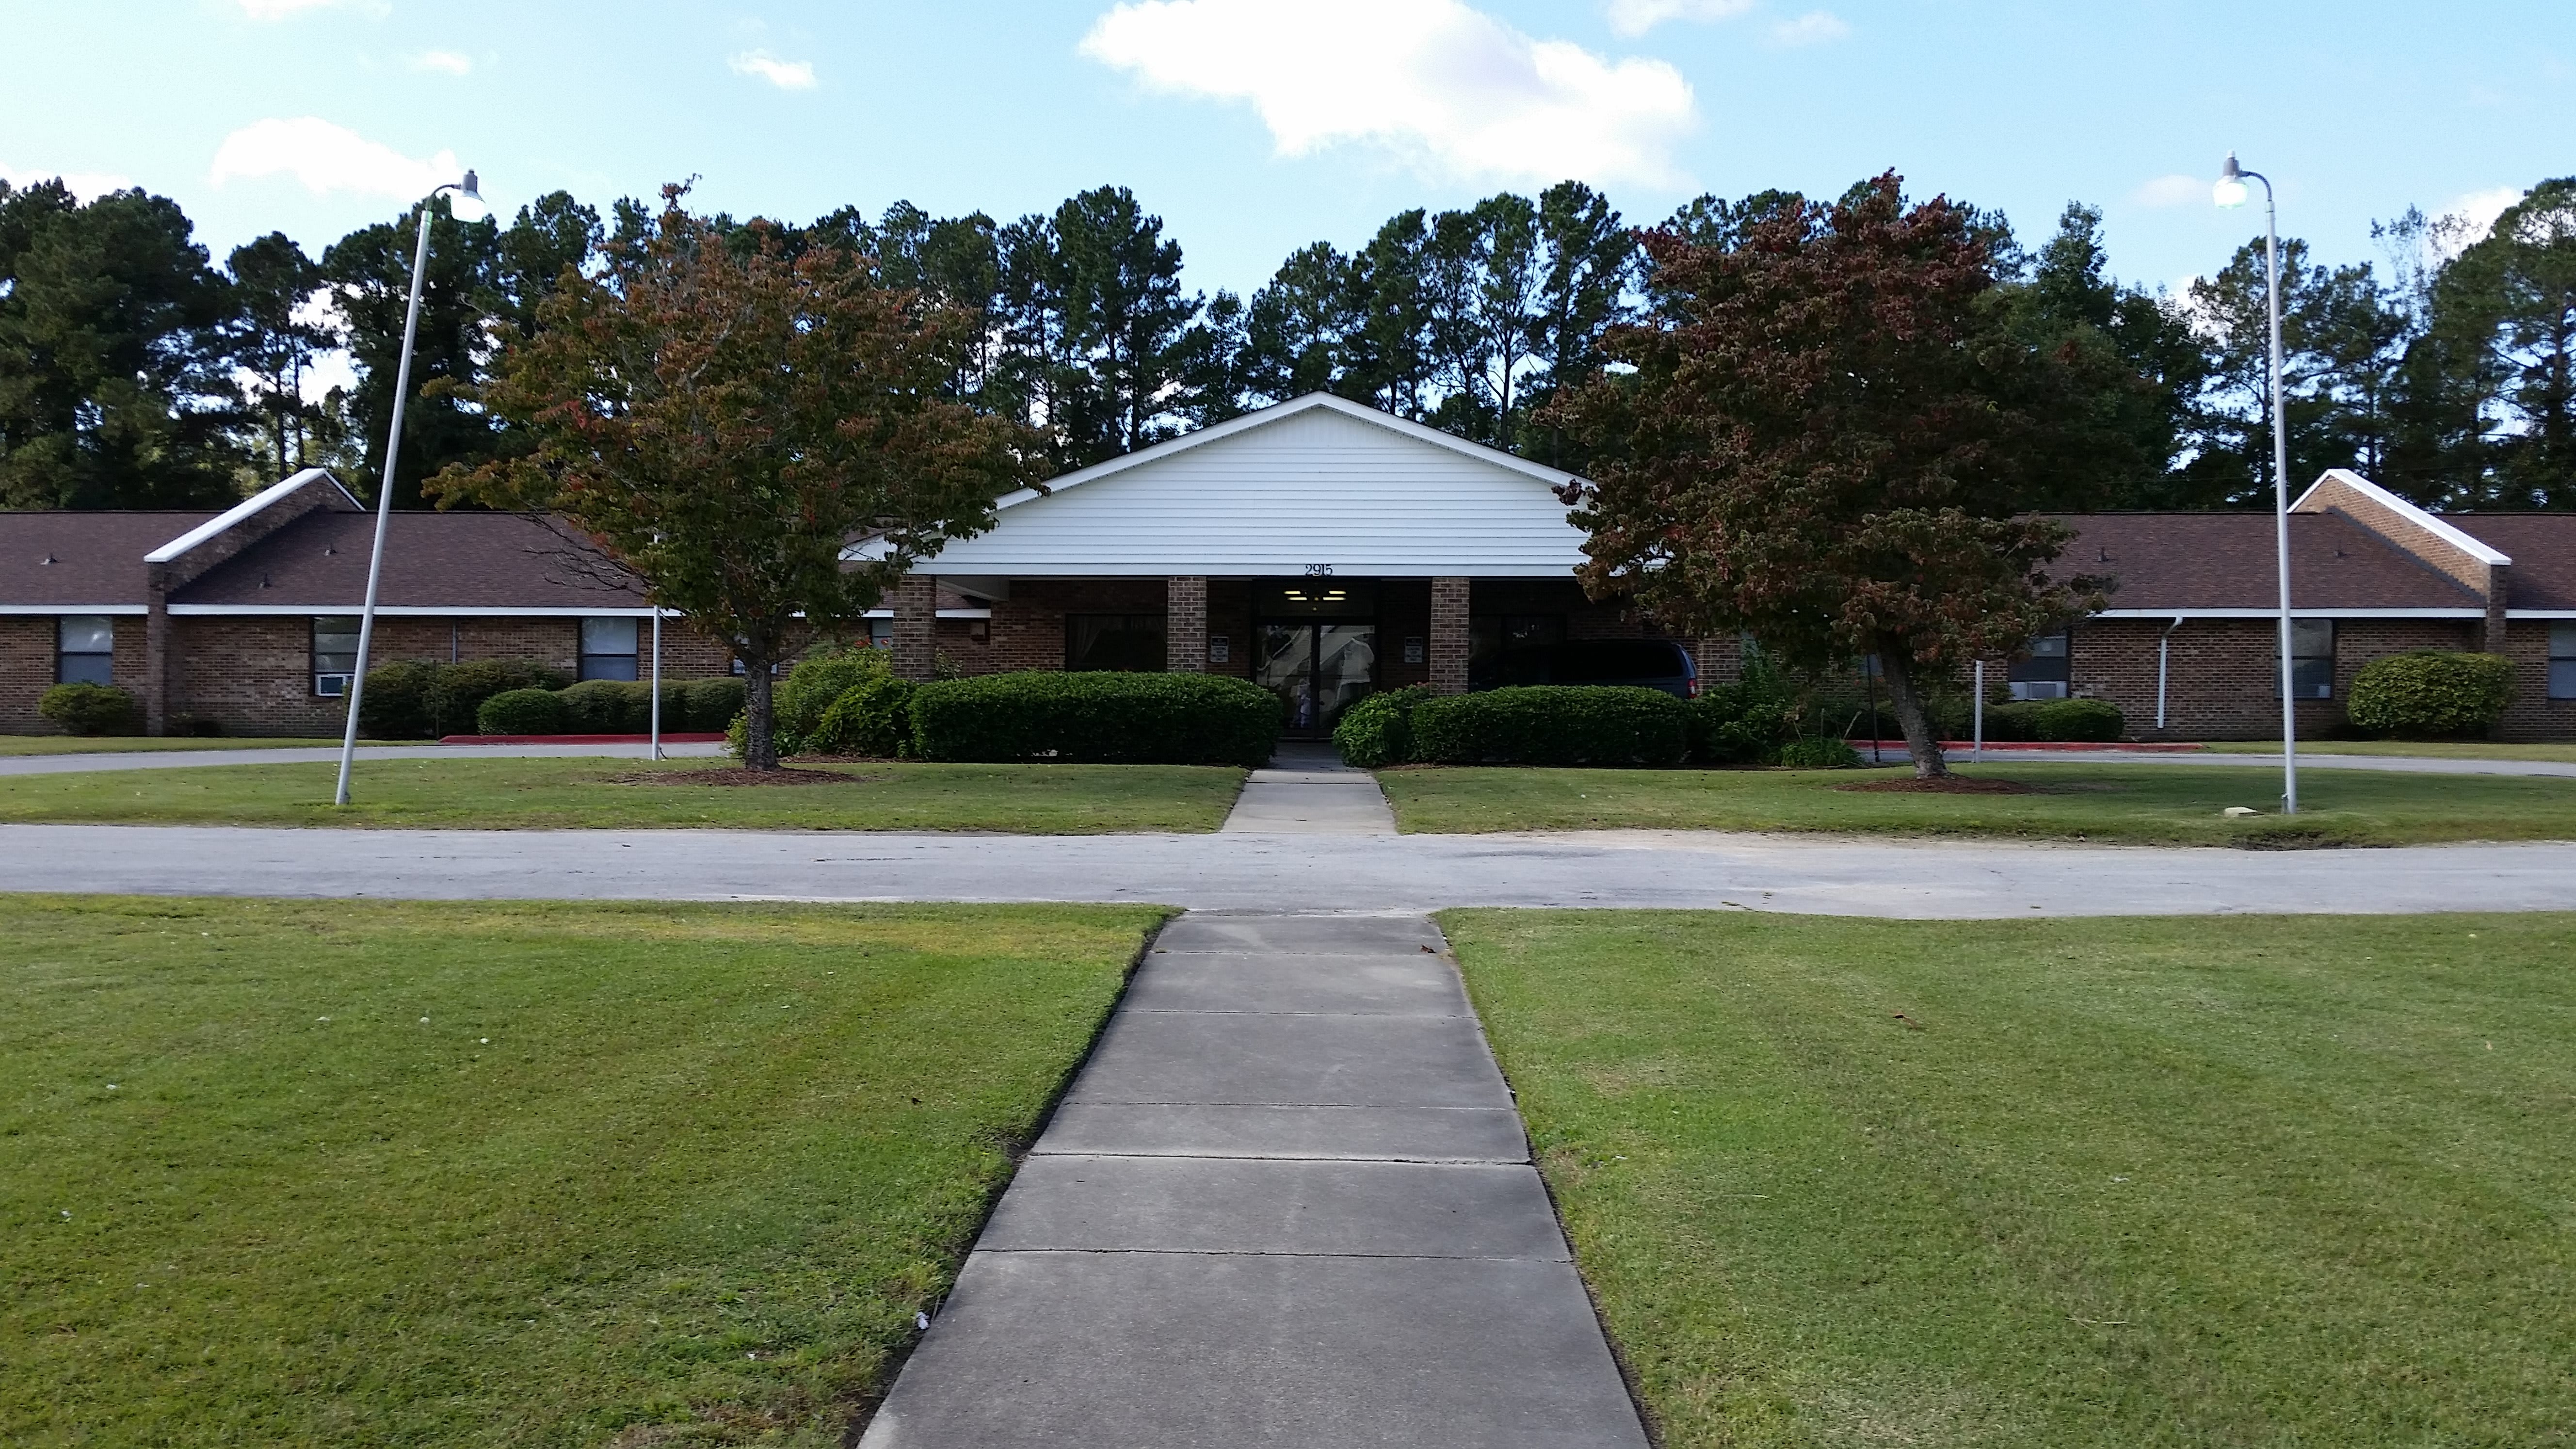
[4,396,2572,741]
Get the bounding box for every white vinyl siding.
[912,404,1587,578]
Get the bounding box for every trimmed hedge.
[1409,686,1690,767]
[679,677,745,733]
[38,682,141,736]
[1332,686,1434,768]
[810,676,916,757]
[2346,651,2512,738]
[358,659,568,740]
[908,672,1283,767]
[2034,697,2125,742]
[1691,660,1802,764]
[476,688,567,736]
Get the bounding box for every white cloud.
[2131,173,2207,209]
[0,163,136,201]
[1079,0,1698,188]
[1602,0,1752,37]
[209,118,460,201]
[729,51,818,90]
[2453,185,2526,238]
[414,50,473,76]
[1769,10,1848,45]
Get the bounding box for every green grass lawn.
[0,735,426,756]
[1,894,1166,1447]
[2214,738,2576,763]
[1376,762,2576,846]
[0,757,1247,832]
[1445,909,2576,1449]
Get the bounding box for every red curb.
[1852,740,2209,754]
[437,733,729,745]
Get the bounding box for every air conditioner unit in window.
[316,674,352,697]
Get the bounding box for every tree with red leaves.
[1545,174,2106,778]
[436,186,1040,769]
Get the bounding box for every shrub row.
[38,683,142,735]
[1332,662,1852,770]
[361,660,566,739]
[468,676,745,737]
[1976,696,2126,742]
[2347,651,2512,738]
[905,672,1283,767]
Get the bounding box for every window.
[2290,619,2335,699]
[2550,623,2576,701]
[580,617,640,681]
[1066,614,1166,672]
[56,616,114,686]
[2008,631,2070,700]
[867,618,895,650]
[1468,614,1565,670]
[312,616,359,696]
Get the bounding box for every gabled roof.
[902,393,1590,579]
[145,467,361,563]
[170,511,645,612]
[0,511,223,610]
[2045,512,2490,613]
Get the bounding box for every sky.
[3,0,2571,305]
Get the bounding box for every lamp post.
[2214,153,2299,815]
[335,170,485,806]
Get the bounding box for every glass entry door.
[1257,621,1377,737]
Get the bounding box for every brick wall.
[2070,616,2490,741]
[1165,576,1208,672]
[0,615,153,734]
[977,580,1170,676]
[2498,619,2576,742]
[1429,578,1470,694]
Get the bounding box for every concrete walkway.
[11,822,2576,917]
[860,910,1646,1449]
[0,741,729,776]
[1220,741,1397,834]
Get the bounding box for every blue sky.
[4,0,2570,301]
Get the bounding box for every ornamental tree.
[435,186,1039,769]
[1545,174,2107,778]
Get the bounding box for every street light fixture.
[334,170,485,806]
[2213,152,2299,814]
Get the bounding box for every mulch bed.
[606,767,876,788]
[1836,775,2042,795]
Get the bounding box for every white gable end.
[913,398,1590,579]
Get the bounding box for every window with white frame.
[2290,619,2335,698]
[2007,631,2070,700]
[867,618,894,649]
[312,616,359,696]
[57,615,114,685]
[580,617,641,681]
[2551,623,2576,700]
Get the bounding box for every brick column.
[142,592,172,736]
[889,574,936,682]
[1430,577,1471,695]
[1166,576,1208,673]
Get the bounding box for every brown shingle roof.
[2042,512,2486,611]
[0,512,220,607]
[171,511,645,609]
[2448,515,2576,611]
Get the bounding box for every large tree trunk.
[1872,635,1948,780]
[741,656,779,772]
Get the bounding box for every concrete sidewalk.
[860,911,1645,1448]
[1220,741,1397,834]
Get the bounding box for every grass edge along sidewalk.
[0,735,431,756]
[1444,907,2576,1449]
[0,894,1169,1448]
[1376,761,2576,847]
[0,757,1250,832]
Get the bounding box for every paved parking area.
[859,911,1646,1449]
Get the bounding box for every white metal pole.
[1972,660,1983,762]
[649,609,663,760]
[2260,175,2299,815]
[334,201,438,806]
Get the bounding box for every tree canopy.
[431,188,1039,769]
[1545,174,2107,778]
